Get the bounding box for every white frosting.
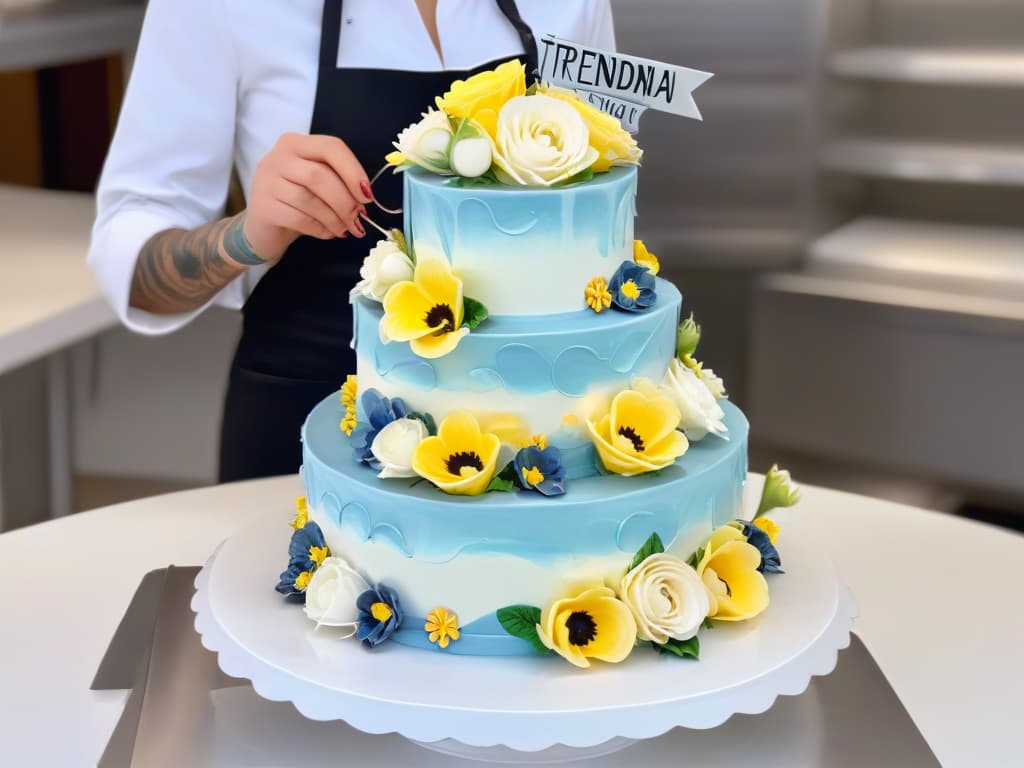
[310,505,712,625]
[357,355,619,443]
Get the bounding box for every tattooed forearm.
[129,212,266,314]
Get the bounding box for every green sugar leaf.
[487,475,517,493]
[655,636,700,660]
[389,228,409,257]
[407,411,437,436]
[496,605,549,655]
[463,296,490,331]
[558,167,595,186]
[628,532,665,573]
[686,546,706,569]
[448,170,500,188]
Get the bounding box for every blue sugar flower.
[608,261,657,312]
[275,522,330,598]
[356,584,404,647]
[513,445,567,497]
[738,520,783,574]
[351,388,409,467]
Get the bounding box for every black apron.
[219,0,537,482]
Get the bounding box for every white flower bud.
[371,417,428,478]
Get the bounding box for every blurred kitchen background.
[0,0,1021,531]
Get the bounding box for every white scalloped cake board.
[192,509,854,754]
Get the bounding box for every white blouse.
[89,0,615,334]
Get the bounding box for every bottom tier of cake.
[301,394,749,656]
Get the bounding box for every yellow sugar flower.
[436,60,526,139]
[531,434,548,450]
[290,497,309,531]
[382,257,469,359]
[752,517,780,546]
[587,382,689,476]
[413,411,501,495]
[585,276,612,313]
[538,83,642,172]
[340,375,358,408]
[697,526,770,622]
[341,412,358,436]
[633,240,660,275]
[425,606,460,649]
[536,586,637,668]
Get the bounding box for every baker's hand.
[243,132,375,263]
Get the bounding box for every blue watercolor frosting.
[301,394,749,566]
[403,166,637,315]
[356,278,680,397]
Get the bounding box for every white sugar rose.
[351,239,414,303]
[700,366,727,399]
[371,417,428,479]
[660,358,728,441]
[491,95,599,186]
[391,109,453,175]
[620,553,710,644]
[303,557,370,632]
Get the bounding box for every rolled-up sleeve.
[89,0,247,335]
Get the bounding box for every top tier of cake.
[403,166,636,315]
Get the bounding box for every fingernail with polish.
[359,180,373,200]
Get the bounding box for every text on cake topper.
[537,35,713,130]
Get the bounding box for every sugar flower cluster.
[386,61,642,187]
[496,469,802,668]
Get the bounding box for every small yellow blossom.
[531,434,548,450]
[341,375,358,408]
[752,517,780,546]
[562,413,580,426]
[294,571,313,591]
[633,240,660,275]
[308,545,328,570]
[585,276,612,313]
[425,606,461,649]
[290,497,309,531]
[341,412,358,436]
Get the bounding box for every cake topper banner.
[537,35,714,126]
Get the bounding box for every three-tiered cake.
[277,62,796,668]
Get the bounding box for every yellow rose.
[538,83,642,172]
[536,586,637,668]
[697,526,770,621]
[436,60,526,139]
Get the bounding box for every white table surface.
[0,184,116,375]
[1,474,1021,766]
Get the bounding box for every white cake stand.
[192,511,854,763]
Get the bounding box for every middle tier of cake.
[354,278,681,479]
